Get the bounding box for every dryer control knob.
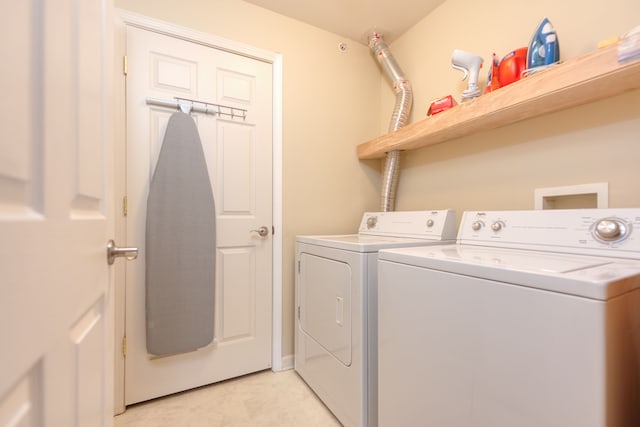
[366,216,377,229]
[471,220,484,231]
[426,219,435,227]
[594,219,627,241]
[491,221,504,232]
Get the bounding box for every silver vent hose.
[368,31,413,212]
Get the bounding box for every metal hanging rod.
[145,96,247,120]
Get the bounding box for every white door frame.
[113,10,284,413]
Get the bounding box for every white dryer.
[295,210,456,427]
[377,209,640,427]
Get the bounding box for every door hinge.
[123,55,128,75]
[123,196,128,217]
[297,260,300,273]
[122,335,127,357]
[297,306,301,319]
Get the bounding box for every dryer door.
[298,252,352,366]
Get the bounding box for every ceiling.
[242,0,446,44]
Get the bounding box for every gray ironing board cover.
[145,111,216,357]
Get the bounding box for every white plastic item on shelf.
[618,25,640,62]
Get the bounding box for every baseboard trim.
[275,354,294,371]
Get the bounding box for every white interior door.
[124,26,273,405]
[0,0,114,426]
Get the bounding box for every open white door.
[0,0,116,426]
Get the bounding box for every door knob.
[250,226,270,237]
[106,240,139,265]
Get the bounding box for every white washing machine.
[295,210,457,427]
[377,209,640,427]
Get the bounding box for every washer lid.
[379,244,640,300]
[296,234,454,252]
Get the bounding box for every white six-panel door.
[124,26,273,404]
[0,0,114,426]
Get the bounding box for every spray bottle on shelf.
[484,53,500,93]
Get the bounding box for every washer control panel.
[458,209,640,258]
[358,209,457,240]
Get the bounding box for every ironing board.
[145,111,216,357]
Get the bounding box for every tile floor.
[114,369,341,427]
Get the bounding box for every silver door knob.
[251,226,269,237]
[106,240,139,265]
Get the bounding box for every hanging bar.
[145,96,247,120]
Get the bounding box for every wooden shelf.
[357,45,640,159]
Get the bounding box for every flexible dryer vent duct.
[368,31,413,212]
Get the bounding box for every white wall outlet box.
[534,183,608,209]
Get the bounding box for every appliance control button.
[471,220,484,231]
[366,216,377,229]
[491,221,504,232]
[426,219,435,227]
[594,219,627,241]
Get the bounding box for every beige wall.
[116,0,640,360]
[115,0,382,358]
[384,0,640,213]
